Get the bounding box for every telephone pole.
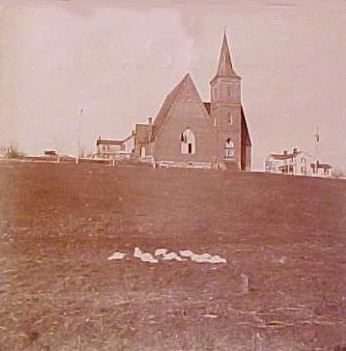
[76,108,83,164]
[314,126,321,175]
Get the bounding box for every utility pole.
[314,126,321,175]
[76,108,83,164]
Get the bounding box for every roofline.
[122,134,135,142]
[150,73,195,141]
[97,139,123,146]
[268,150,313,160]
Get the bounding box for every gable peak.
[177,72,199,92]
[181,72,193,84]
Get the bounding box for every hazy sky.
[1,0,346,171]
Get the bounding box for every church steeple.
[214,32,239,80]
[210,32,241,105]
[210,32,243,169]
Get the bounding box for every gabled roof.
[151,73,201,141]
[213,32,240,81]
[269,150,314,161]
[122,133,135,143]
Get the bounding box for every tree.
[332,168,345,179]
[3,143,25,159]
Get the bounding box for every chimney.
[283,150,288,155]
[148,117,153,125]
[293,148,298,154]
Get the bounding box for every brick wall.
[153,81,218,163]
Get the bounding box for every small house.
[265,148,313,175]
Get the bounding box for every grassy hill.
[0,162,345,351]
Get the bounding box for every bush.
[3,143,25,159]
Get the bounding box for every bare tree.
[3,143,25,159]
[332,168,345,179]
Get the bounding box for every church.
[100,32,251,170]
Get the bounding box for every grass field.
[0,161,345,351]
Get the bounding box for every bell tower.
[210,32,242,168]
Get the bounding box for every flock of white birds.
[107,247,227,264]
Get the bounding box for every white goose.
[162,252,184,261]
[190,253,212,263]
[208,255,227,264]
[179,249,195,258]
[133,247,158,263]
[154,248,168,257]
[107,252,126,260]
[108,252,126,261]
[190,252,227,264]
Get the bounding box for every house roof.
[270,153,296,160]
[317,163,332,170]
[97,139,122,146]
[212,32,240,81]
[269,150,315,161]
[122,133,134,143]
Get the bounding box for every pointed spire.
[215,32,239,78]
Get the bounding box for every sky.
[1,0,346,171]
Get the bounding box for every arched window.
[140,146,146,158]
[181,128,196,154]
[224,138,234,158]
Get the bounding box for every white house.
[265,148,332,177]
[96,138,122,159]
[265,148,313,175]
[96,133,135,160]
[311,160,333,177]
